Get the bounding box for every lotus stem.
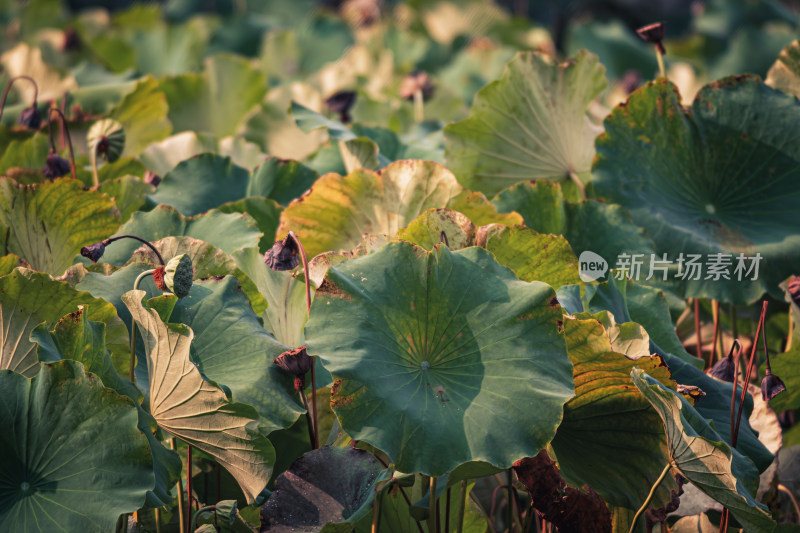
[191,505,215,532]
[171,438,186,533]
[568,171,586,201]
[628,462,671,533]
[0,75,38,123]
[521,503,534,533]
[186,444,193,533]
[778,483,800,520]
[711,299,720,366]
[469,491,498,533]
[456,481,467,533]
[154,508,161,533]
[445,487,452,533]
[694,299,703,363]
[413,89,424,122]
[372,489,383,533]
[656,48,666,79]
[90,139,100,189]
[507,471,513,533]
[729,340,742,446]
[786,312,793,352]
[130,269,155,382]
[428,476,438,533]
[733,301,768,446]
[288,230,318,449]
[372,456,424,533]
[106,234,165,266]
[46,107,76,181]
[300,391,316,450]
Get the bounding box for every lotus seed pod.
[163,254,193,297]
[274,346,312,391]
[87,118,125,162]
[636,22,666,55]
[707,355,735,382]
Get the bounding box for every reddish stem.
[711,300,720,368]
[186,444,193,533]
[46,107,76,181]
[288,231,318,449]
[0,75,39,123]
[732,301,768,447]
[695,299,703,362]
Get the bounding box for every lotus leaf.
[305,241,573,475]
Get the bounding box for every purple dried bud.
[708,356,735,382]
[80,241,106,262]
[264,235,300,271]
[42,149,71,179]
[399,71,434,101]
[788,276,800,307]
[761,370,786,401]
[325,91,357,124]
[636,22,666,55]
[17,105,42,130]
[274,346,313,391]
[144,170,161,187]
[62,27,80,52]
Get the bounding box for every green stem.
[191,505,215,532]
[656,47,666,79]
[456,480,467,533]
[568,171,586,201]
[129,269,155,383]
[171,438,186,533]
[414,89,424,122]
[90,141,100,189]
[628,463,671,533]
[428,476,437,533]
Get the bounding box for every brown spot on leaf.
[317,278,352,300]
[549,296,559,309]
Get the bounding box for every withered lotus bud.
[399,71,434,101]
[17,105,42,130]
[761,370,786,401]
[80,241,107,263]
[274,346,313,391]
[42,149,71,178]
[636,22,666,55]
[787,276,800,307]
[144,170,161,187]
[264,234,300,271]
[325,91,357,124]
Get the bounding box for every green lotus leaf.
[108,76,172,158]
[396,208,476,251]
[766,40,800,97]
[0,268,129,378]
[278,159,516,258]
[122,290,275,503]
[29,307,181,508]
[0,360,153,532]
[592,76,800,304]
[0,253,27,276]
[0,177,121,275]
[167,276,304,433]
[126,17,212,76]
[148,154,250,216]
[445,190,523,227]
[0,132,49,182]
[444,50,607,196]
[305,241,574,475]
[307,234,389,290]
[260,446,387,533]
[159,54,267,138]
[102,204,261,264]
[140,131,265,176]
[551,317,676,509]
[559,277,774,472]
[340,138,381,174]
[630,368,776,533]
[217,197,283,254]
[492,180,656,266]
[247,158,319,207]
[98,175,156,222]
[481,225,582,290]
[241,96,327,162]
[233,247,309,348]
